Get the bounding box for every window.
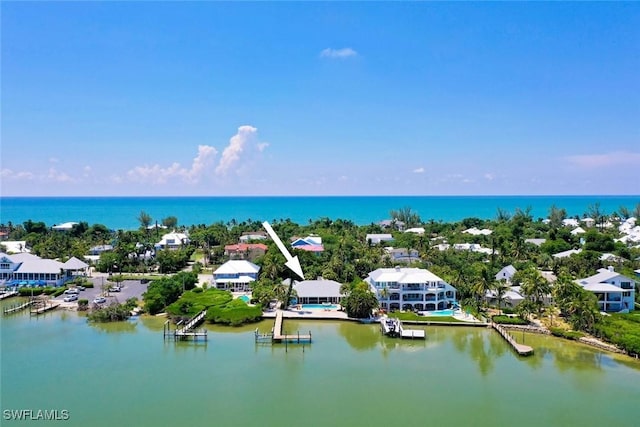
[0,263,10,270]
[623,292,631,297]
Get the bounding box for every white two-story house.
[212,260,260,292]
[577,266,636,313]
[365,267,457,312]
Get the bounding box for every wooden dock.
[3,300,34,315]
[492,322,533,356]
[164,310,208,342]
[30,301,60,316]
[255,310,312,344]
[0,291,18,300]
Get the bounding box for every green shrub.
[501,308,516,314]
[19,288,44,296]
[52,288,66,297]
[84,282,94,288]
[550,327,584,340]
[78,299,89,311]
[594,314,640,356]
[492,315,528,325]
[192,287,203,293]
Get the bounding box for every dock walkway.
[3,300,34,315]
[255,310,312,344]
[164,310,208,342]
[0,291,18,300]
[492,322,533,356]
[30,301,60,316]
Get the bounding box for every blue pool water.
[301,304,340,310]
[238,295,251,303]
[421,309,456,316]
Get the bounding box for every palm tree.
[492,279,510,314]
[518,267,551,318]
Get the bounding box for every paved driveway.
[54,277,149,307]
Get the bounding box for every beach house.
[577,267,636,312]
[495,265,517,284]
[291,278,345,305]
[155,232,190,250]
[366,234,394,245]
[212,260,260,292]
[0,252,80,287]
[365,266,457,312]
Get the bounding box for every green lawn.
[388,312,463,323]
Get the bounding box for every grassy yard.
[388,311,462,323]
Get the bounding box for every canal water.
[1,303,639,427]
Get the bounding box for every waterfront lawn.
[166,288,262,326]
[390,312,461,323]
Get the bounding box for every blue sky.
[2,2,639,196]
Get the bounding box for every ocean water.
[2,306,639,427]
[0,195,638,230]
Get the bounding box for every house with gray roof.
[0,252,76,287]
[291,279,345,304]
[577,267,636,312]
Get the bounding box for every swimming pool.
[238,295,251,303]
[420,309,457,317]
[300,304,340,310]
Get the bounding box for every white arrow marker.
[262,221,305,280]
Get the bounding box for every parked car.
[64,288,80,295]
[63,294,79,302]
[109,286,122,292]
[76,285,86,291]
[93,297,107,304]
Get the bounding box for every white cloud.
[1,168,35,180]
[566,151,640,168]
[257,142,269,152]
[126,145,218,184]
[48,167,74,183]
[187,145,218,182]
[320,47,358,59]
[484,173,495,181]
[215,125,258,176]
[413,167,425,174]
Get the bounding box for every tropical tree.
[162,216,178,229]
[341,281,379,319]
[138,211,152,230]
[515,267,551,317]
[492,279,510,314]
[389,206,421,228]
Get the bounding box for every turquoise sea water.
[2,306,640,427]
[1,195,638,230]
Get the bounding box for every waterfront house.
[212,260,260,292]
[224,243,268,261]
[562,219,579,227]
[577,266,636,312]
[155,232,190,250]
[365,266,457,312]
[366,234,394,245]
[570,227,586,236]
[495,265,517,284]
[0,252,73,287]
[291,278,345,304]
